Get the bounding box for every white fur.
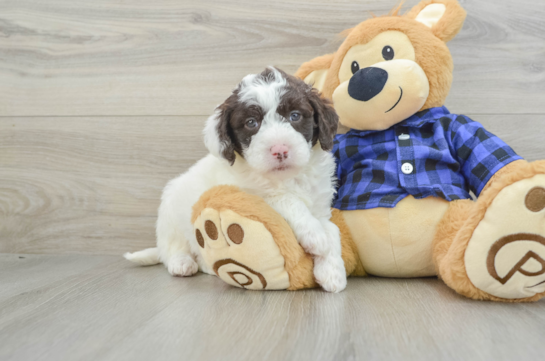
[238,68,287,110]
[125,68,346,292]
[123,247,159,266]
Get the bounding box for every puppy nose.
[270,144,289,161]
[348,67,388,101]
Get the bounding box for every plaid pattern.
[333,106,522,210]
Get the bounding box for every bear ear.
[406,0,467,42]
[295,53,335,93]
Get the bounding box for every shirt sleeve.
[446,115,522,197]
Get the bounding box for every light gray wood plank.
[474,113,545,162]
[0,0,544,116]
[1,115,544,255]
[0,254,544,361]
[0,116,208,255]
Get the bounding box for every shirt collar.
[400,106,450,127]
[344,106,450,137]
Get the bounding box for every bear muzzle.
[348,67,389,102]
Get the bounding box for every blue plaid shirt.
[333,106,522,210]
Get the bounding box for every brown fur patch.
[277,69,339,150]
[216,67,339,164]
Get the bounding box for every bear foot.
[193,207,291,290]
[465,174,545,299]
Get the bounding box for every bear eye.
[382,46,394,61]
[351,61,360,74]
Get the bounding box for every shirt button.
[401,163,414,174]
[398,133,410,140]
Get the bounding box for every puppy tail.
[123,247,160,266]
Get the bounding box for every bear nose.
[348,67,388,101]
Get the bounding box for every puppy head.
[204,67,338,178]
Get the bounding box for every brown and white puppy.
[125,67,347,293]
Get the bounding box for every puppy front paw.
[314,255,347,293]
[168,254,198,277]
[298,228,330,257]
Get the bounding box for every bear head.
[296,0,467,131]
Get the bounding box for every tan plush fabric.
[465,174,545,299]
[341,195,450,277]
[292,1,545,302]
[331,56,430,131]
[192,186,370,290]
[192,185,317,290]
[406,0,467,42]
[434,160,545,302]
[331,209,366,277]
[191,167,545,300]
[296,4,464,114]
[324,17,453,113]
[296,53,335,88]
[194,207,291,290]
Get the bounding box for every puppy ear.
[406,0,467,42]
[203,95,237,165]
[308,88,339,151]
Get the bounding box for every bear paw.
[465,174,545,299]
[193,207,291,290]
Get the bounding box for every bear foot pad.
[465,175,545,299]
[194,208,290,290]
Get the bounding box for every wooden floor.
[1,0,545,360]
[1,253,544,361]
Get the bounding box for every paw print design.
[465,175,545,299]
[193,208,290,290]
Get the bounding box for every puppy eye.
[289,111,302,122]
[382,46,394,61]
[351,61,360,74]
[245,118,258,129]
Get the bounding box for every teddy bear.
[191,0,545,302]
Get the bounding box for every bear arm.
[480,159,528,195]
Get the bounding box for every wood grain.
[1,115,544,255]
[0,116,207,254]
[0,253,544,361]
[0,0,544,116]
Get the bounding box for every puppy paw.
[298,228,330,257]
[314,255,347,293]
[168,254,198,277]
